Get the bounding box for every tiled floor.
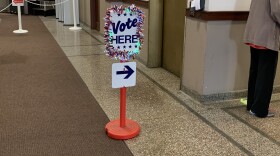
[41,16,280,155]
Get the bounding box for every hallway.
[1,14,280,155]
[43,15,280,155]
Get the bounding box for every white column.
[55,0,59,19]
[63,0,79,25]
[59,0,64,22]
[69,0,81,30]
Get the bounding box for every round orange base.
[105,119,140,140]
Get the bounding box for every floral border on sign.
[104,4,145,61]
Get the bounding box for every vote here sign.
[110,13,138,51]
[104,5,144,61]
[12,0,24,6]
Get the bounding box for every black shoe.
[249,110,275,118]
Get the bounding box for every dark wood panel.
[105,0,149,8]
[91,0,100,30]
[186,9,249,21]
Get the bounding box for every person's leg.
[247,47,259,111]
[250,49,278,117]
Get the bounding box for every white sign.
[110,13,139,52]
[12,0,24,6]
[112,62,136,88]
[104,5,144,61]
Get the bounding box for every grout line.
[82,29,105,45]
[59,43,103,47]
[137,69,254,155]
[223,107,280,147]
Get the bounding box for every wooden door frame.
[90,0,100,30]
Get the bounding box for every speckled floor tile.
[80,23,105,44]
[68,56,187,120]
[201,108,280,155]
[134,54,280,155]
[226,100,280,144]
[128,114,246,156]
[42,20,101,47]
[136,60,180,92]
[67,54,247,156]
[61,45,105,57]
[54,33,101,47]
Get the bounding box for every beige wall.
[182,18,280,97]
[182,18,207,94]
[79,0,91,26]
[99,1,149,65]
[99,1,125,33]
[203,21,249,94]
[146,0,162,67]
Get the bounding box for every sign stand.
[69,0,81,31]
[104,5,144,140]
[13,5,28,34]
[106,61,140,140]
[105,87,140,140]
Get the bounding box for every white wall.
[206,0,251,11]
[187,0,251,11]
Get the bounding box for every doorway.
[90,0,100,30]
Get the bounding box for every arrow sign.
[112,62,136,88]
[116,65,135,79]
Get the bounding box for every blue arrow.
[117,65,134,79]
